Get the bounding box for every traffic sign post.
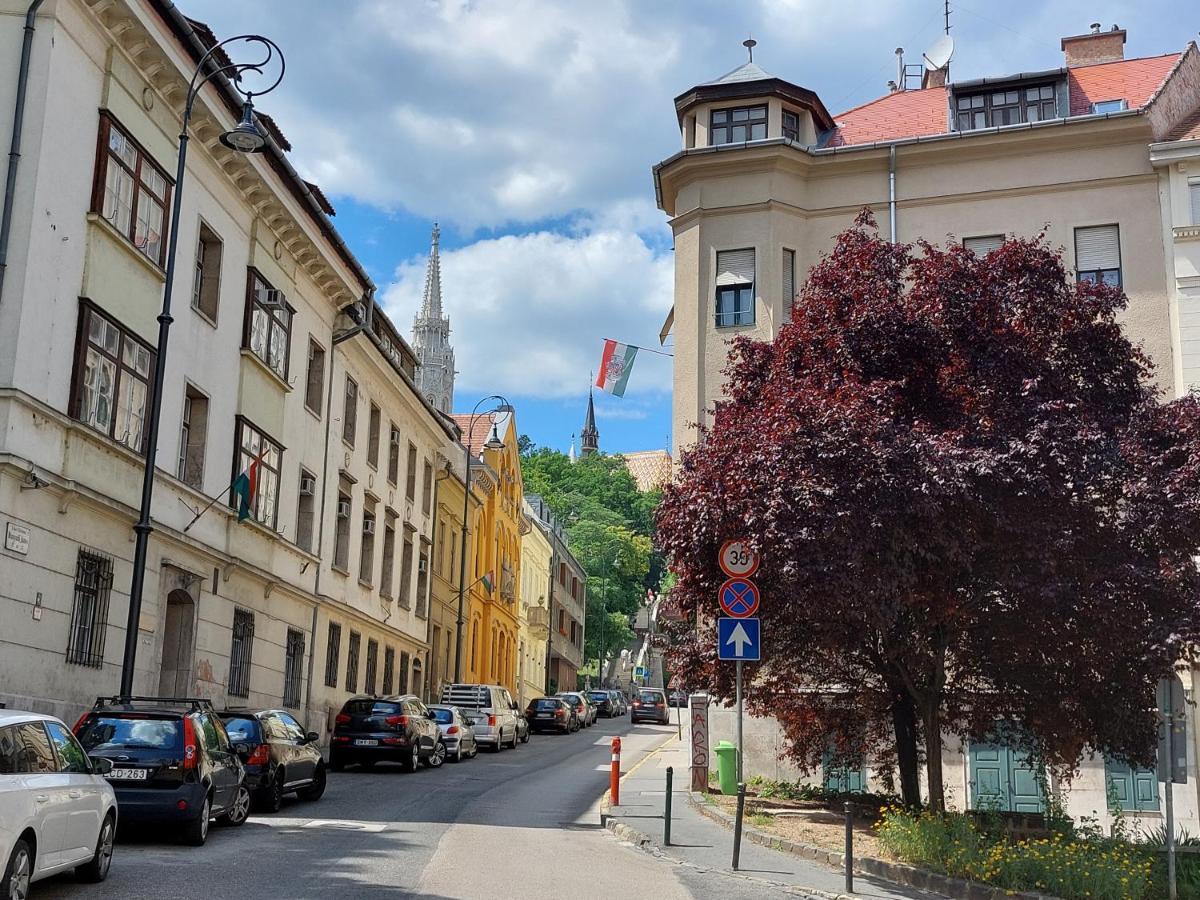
[716,539,763,792]
[719,539,760,578]
[717,618,761,660]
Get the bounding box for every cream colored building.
[517,499,552,705]
[656,27,1200,830]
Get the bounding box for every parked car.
[631,689,671,725]
[330,695,444,771]
[525,697,574,733]
[668,689,688,708]
[427,706,478,762]
[440,684,522,751]
[587,690,615,717]
[74,696,248,846]
[613,691,629,715]
[514,708,530,744]
[1,710,118,896]
[217,708,326,812]
[556,692,597,727]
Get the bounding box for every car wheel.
[259,770,285,813]
[425,741,447,768]
[509,728,519,749]
[452,742,463,763]
[401,742,420,772]
[298,765,327,801]
[520,728,530,744]
[77,813,115,883]
[469,741,479,758]
[181,794,211,846]
[220,785,251,827]
[4,837,33,900]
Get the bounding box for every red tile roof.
[450,413,499,456]
[1067,52,1180,116]
[828,53,1182,148]
[1170,106,1200,141]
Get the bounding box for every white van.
[439,684,523,751]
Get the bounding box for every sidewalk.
[605,736,947,900]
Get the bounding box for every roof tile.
[1067,52,1180,116]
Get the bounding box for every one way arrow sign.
[717,617,760,661]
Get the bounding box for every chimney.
[1061,24,1126,68]
[922,67,948,89]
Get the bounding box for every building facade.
[516,501,552,706]
[525,494,585,694]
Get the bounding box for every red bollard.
[610,736,622,806]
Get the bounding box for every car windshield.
[77,715,181,751]
[532,699,559,710]
[430,708,454,724]
[638,691,664,704]
[558,694,580,703]
[344,700,402,716]
[588,692,608,701]
[220,716,260,743]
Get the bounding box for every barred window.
[364,639,379,695]
[324,622,341,688]
[345,631,361,693]
[382,646,395,694]
[283,628,305,708]
[66,548,113,667]
[228,609,255,698]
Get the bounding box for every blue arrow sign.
[717,617,760,661]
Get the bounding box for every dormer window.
[1091,99,1126,114]
[955,84,1057,131]
[711,105,767,145]
[783,110,801,142]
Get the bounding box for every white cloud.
[382,227,673,401]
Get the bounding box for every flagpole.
[602,338,673,358]
[182,448,265,533]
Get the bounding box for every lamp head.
[220,100,268,153]
[484,421,504,451]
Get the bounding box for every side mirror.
[89,756,113,775]
[232,742,251,759]
[305,731,319,744]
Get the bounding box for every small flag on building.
[231,450,267,522]
[480,572,494,593]
[596,339,639,397]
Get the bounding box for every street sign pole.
[735,659,744,783]
[1166,746,1176,900]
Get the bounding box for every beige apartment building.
[656,26,1200,829]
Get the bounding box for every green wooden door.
[969,741,1044,813]
[1105,758,1159,812]
[822,751,866,793]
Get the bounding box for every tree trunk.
[923,700,945,812]
[890,690,922,808]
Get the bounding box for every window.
[416,543,430,618]
[558,609,565,634]
[963,235,1005,256]
[450,530,458,587]
[387,425,400,485]
[422,460,433,514]
[296,468,316,553]
[324,622,341,688]
[782,248,795,322]
[1092,99,1126,114]
[436,522,446,576]
[399,651,410,693]
[15,722,56,774]
[228,608,255,698]
[283,628,305,708]
[232,418,283,528]
[177,385,208,489]
[342,376,358,446]
[66,548,113,667]
[364,639,379,695]
[359,499,376,585]
[710,105,767,144]
[1190,181,1200,226]
[380,512,397,598]
[243,269,292,379]
[382,646,395,694]
[367,403,381,468]
[955,84,1056,131]
[305,339,325,416]
[92,115,171,265]
[406,442,418,500]
[399,529,415,608]
[345,631,361,692]
[715,249,755,327]
[334,481,352,571]
[71,302,155,453]
[782,110,800,142]
[192,222,222,321]
[572,578,579,600]
[1075,224,1121,286]
[560,562,567,584]
[1105,757,1158,812]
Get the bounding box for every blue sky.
[185,1,1194,454]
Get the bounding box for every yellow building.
[451,411,523,693]
[517,500,553,705]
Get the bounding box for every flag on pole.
[231,449,267,522]
[596,339,639,397]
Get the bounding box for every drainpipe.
[0,0,48,306]
[888,144,898,243]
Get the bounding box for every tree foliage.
[657,213,1200,809]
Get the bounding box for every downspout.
[888,144,898,243]
[0,0,48,306]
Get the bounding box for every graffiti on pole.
[689,693,710,791]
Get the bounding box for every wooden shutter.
[1190,182,1200,226]
[716,249,755,286]
[963,234,1004,255]
[1074,225,1120,271]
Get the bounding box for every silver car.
[440,684,522,751]
[427,706,478,763]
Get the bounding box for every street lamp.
[117,35,285,696]
[454,394,512,683]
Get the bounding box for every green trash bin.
[713,740,738,795]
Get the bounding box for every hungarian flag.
[596,339,638,397]
[231,450,266,522]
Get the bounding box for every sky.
[184,0,1194,454]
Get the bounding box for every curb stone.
[686,791,1060,900]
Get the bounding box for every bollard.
[732,781,746,870]
[610,736,622,807]
[844,801,854,893]
[664,766,674,846]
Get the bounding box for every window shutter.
[782,249,795,309]
[1104,761,1132,809]
[1190,182,1200,226]
[1074,225,1120,271]
[963,234,1004,256]
[716,249,755,286]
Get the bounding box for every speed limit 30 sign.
[719,539,759,578]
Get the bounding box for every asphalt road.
[34,716,809,900]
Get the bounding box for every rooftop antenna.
[743,37,756,63]
[944,0,951,35]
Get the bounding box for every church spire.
[580,389,599,457]
[412,223,455,414]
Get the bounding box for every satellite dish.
[923,34,954,71]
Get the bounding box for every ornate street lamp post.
[454,395,511,683]
[118,35,285,696]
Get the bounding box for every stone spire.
[580,389,599,457]
[568,434,577,463]
[412,224,456,414]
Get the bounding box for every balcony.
[526,604,550,640]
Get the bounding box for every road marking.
[251,816,390,833]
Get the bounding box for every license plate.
[107,768,148,780]
[354,739,378,747]
[536,713,551,718]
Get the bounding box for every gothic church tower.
[412,224,456,414]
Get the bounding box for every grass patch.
[749,813,775,827]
